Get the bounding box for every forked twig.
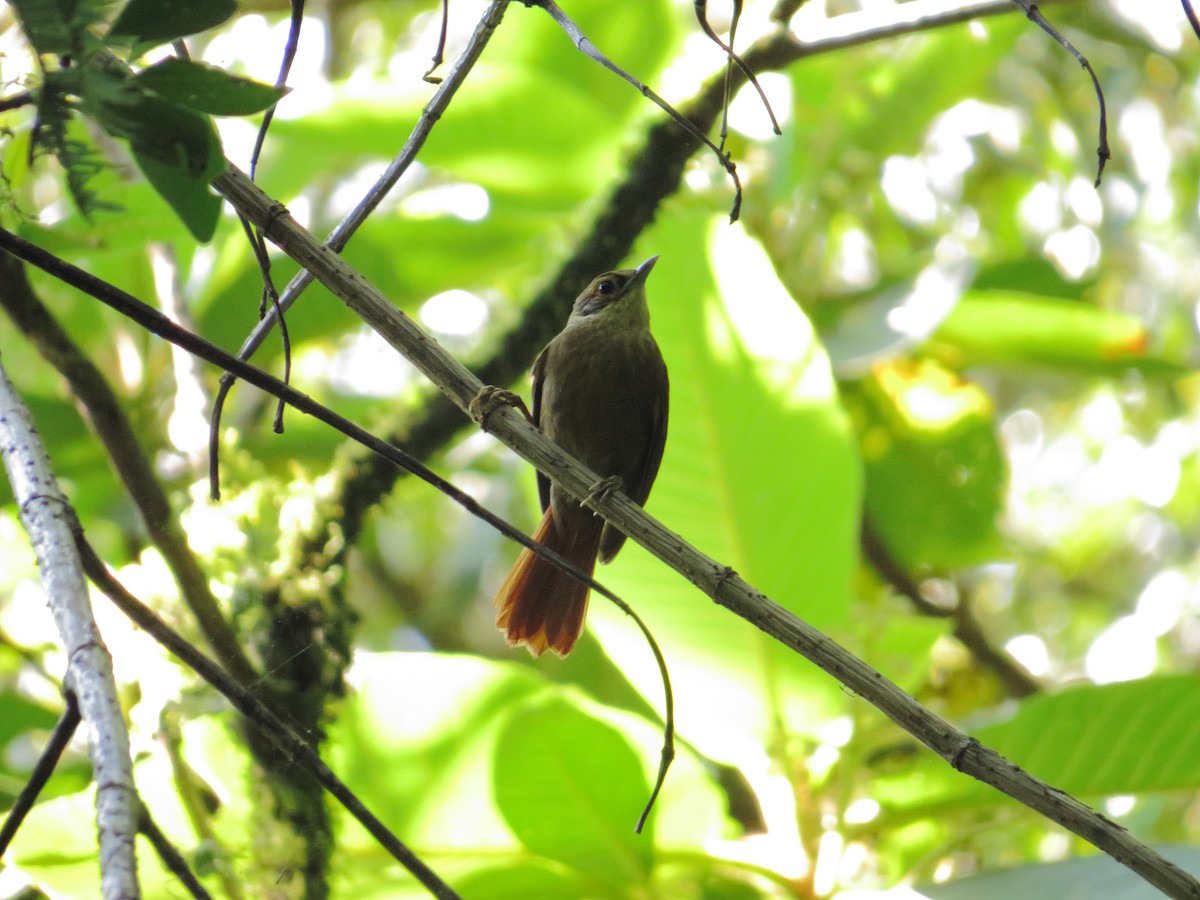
[694,0,782,148]
[1012,0,1110,186]
[529,0,743,221]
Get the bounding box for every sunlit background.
[2,0,1200,896]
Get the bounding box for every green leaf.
[131,149,222,241]
[135,58,286,116]
[877,676,1200,818]
[493,695,652,884]
[930,290,1183,376]
[919,845,1200,900]
[852,357,1006,570]
[88,80,224,178]
[81,68,226,239]
[974,676,1200,797]
[109,0,236,44]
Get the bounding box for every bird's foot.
[469,386,531,431]
[584,475,623,511]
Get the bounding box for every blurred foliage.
[2,0,1200,897]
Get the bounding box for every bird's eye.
[596,279,615,296]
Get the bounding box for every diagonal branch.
[206,161,1200,900]
[0,225,676,831]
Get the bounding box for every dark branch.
[1010,0,1110,185]
[0,691,81,859]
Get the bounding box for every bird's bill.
[628,255,659,290]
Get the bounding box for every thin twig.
[0,691,81,859]
[242,0,303,432]
[138,806,214,900]
[424,0,452,82]
[208,0,512,500]
[530,0,743,222]
[1184,0,1200,41]
[694,0,782,146]
[235,214,292,433]
[1010,0,1109,185]
[249,0,305,182]
[0,359,140,900]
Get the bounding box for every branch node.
[950,736,979,771]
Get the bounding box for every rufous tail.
[493,507,602,657]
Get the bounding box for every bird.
[493,256,669,657]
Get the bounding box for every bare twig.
[694,0,782,146]
[249,0,305,181]
[0,691,81,859]
[137,806,214,900]
[424,0,452,82]
[529,0,743,221]
[1010,0,1109,185]
[0,359,140,900]
[1182,0,1200,41]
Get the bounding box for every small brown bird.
[494,257,669,657]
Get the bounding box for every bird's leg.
[469,385,532,431]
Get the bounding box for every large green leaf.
[875,676,1200,817]
[130,149,222,241]
[80,66,227,239]
[976,676,1200,797]
[919,845,1200,900]
[493,694,653,885]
